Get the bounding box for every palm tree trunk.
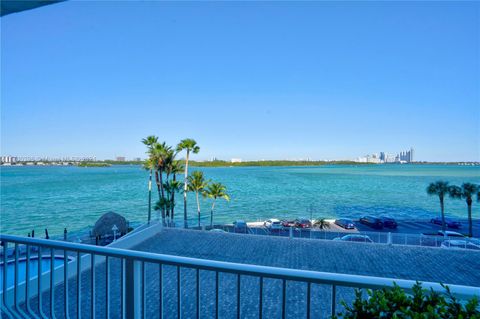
[440,196,446,232]
[467,198,473,237]
[196,191,201,227]
[159,168,166,225]
[155,170,161,198]
[148,169,152,223]
[210,199,216,227]
[183,150,190,229]
[172,174,176,226]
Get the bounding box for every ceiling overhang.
[1,0,66,17]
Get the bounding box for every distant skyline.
[1,2,479,162]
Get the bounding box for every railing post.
[125,258,141,318]
[289,227,293,239]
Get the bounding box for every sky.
[1,1,479,162]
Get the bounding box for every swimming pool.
[0,255,74,291]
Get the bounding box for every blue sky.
[1,1,479,161]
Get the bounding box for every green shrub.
[333,283,479,319]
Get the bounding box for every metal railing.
[1,234,479,318]
[197,224,477,249]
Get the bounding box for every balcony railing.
[1,234,479,318]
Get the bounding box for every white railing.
[0,234,478,318]
[198,224,473,249]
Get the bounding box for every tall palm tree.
[203,182,230,227]
[177,139,200,228]
[142,135,158,223]
[426,181,450,232]
[188,171,209,227]
[151,142,172,223]
[142,158,155,223]
[449,183,479,237]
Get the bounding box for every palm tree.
[449,183,479,237]
[154,197,173,225]
[163,180,183,225]
[142,135,158,223]
[177,139,200,228]
[203,182,230,227]
[151,142,172,223]
[142,158,155,223]
[188,171,209,227]
[426,181,450,232]
[313,218,330,230]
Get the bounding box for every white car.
[209,228,226,233]
[441,240,480,250]
[333,235,373,243]
[264,219,283,230]
[437,230,465,238]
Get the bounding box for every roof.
[1,0,65,17]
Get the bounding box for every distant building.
[356,148,414,164]
[116,156,126,161]
[396,148,414,163]
[1,156,17,164]
[133,157,142,162]
[379,152,386,162]
[231,158,242,163]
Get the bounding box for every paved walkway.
[19,228,480,319]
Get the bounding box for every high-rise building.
[116,156,126,161]
[379,152,386,161]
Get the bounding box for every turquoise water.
[1,165,479,236]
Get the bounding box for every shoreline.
[2,161,479,168]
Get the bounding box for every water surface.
[1,165,479,236]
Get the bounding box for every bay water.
[1,164,479,236]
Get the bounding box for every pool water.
[0,256,71,291]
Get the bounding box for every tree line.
[427,181,480,237]
[142,136,230,228]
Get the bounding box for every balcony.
[1,227,479,318]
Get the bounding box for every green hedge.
[334,283,479,319]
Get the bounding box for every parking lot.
[205,218,480,248]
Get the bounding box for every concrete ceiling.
[1,0,65,17]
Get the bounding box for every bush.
[333,283,479,319]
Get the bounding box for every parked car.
[333,235,373,243]
[209,228,227,233]
[380,216,397,229]
[281,220,296,228]
[334,219,355,229]
[264,219,283,230]
[430,217,461,228]
[233,220,247,233]
[437,230,465,238]
[294,218,312,228]
[441,240,480,250]
[359,216,384,229]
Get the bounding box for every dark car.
[359,216,384,229]
[233,220,247,233]
[430,217,461,229]
[281,220,296,228]
[380,216,397,229]
[334,219,355,229]
[294,218,312,228]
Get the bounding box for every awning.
[1,0,65,17]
